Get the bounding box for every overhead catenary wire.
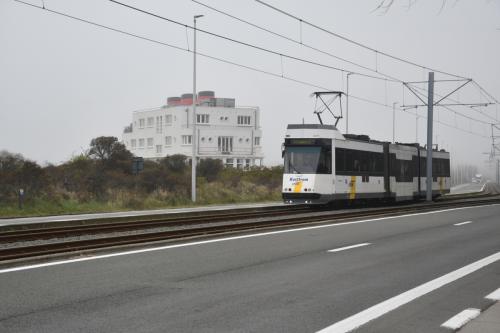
[254,0,468,80]
[255,0,500,110]
[405,83,492,126]
[112,0,497,128]
[107,0,395,83]
[407,81,498,123]
[406,81,499,122]
[191,0,497,125]
[12,0,490,140]
[191,0,403,83]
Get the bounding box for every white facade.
[122,95,263,168]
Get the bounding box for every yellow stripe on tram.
[349,176,356,199]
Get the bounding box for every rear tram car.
[282,124,450,205]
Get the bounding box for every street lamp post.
[192,14,204,203]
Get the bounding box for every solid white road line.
[327,243,371,253]
[440,308,481,330]
[485,287,500,301]
[454,221,473,226]
[316,251,500,333]
[0,203,499,274]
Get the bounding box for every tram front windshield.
[284,146,332,174]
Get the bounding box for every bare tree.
[372,0,452,14]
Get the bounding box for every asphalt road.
[1,204,499,332]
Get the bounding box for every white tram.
[282,124,450,205]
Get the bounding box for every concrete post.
[426,72,435,201]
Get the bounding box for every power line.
[472,80,500,104]
[107,0,395,83]
[399,107,490,139]
[12,0,489,140]
[403,78,498,123]
[110,0,499,127]
[254,0,469,80]
[191,0,403,83]
[191,0,497,125]
[254,0,499,110]
[403,83,492,126]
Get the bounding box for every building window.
[218,136,233,153]
[182,135,192,145]
[147,117,154,128]
[138,138,145,148]
[165,136,172,146]
[237,115,251,125]
[165,114,172,124]
[156,145,162,154]
[245,159,251,168]
[147,138,154,148]
[237,159,244,169]
[197,114,209,124]
[156,116,163,134]
[131,139,137,149]
[255,137,261,146]
[139,118,145,128]
[225,158,234,167]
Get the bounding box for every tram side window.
[336,148,384,175]
[392,157,413,182]
[433,158,450,177]
[317,147,332,174]
[420,157,427,177]
[432,159,440,176]
[360,152,369,172]
[335,148,345,172]
[370,152,384,174]
[444,158,450,176]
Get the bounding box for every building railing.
[198,146,262,156]
[123,124,133,133]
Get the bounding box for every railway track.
[1,195,499,262]
[0,206,311,243]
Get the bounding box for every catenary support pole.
[426,72,435,201]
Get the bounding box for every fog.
[1,0,499,173]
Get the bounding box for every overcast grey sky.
[1,0,499,172]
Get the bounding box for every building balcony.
[123,124,133,133]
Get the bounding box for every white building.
[122,91,263,167]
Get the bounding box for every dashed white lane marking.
[328,243,371,253]
[485,287,500,301]
[454,221,473,226]
[440,308,481,330]
[316,251,500,333]
[0,203,499,274]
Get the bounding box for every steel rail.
[0,190,490,243]
[1,196,498,262]
[0,206,311,243]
